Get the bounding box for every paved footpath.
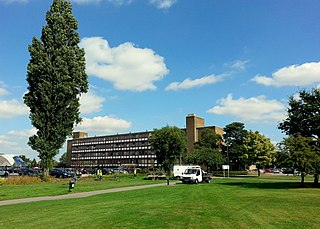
[0,183,172,206]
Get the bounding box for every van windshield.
[184,169,198,174]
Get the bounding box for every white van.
[173,165,200,180]
[181,167,212,184]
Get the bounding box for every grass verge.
[0,175,163,201]
[0,176,319,229]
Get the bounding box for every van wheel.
[195,179,198,184]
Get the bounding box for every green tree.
[223,122,248,170]
[149,126,187,175]
[279,88,320,138]
[196,129,223,149]
[186,129,225,171]
[278,135,319,186]
[19,155,32,166]
[58,152,67,167]
[244,130,276,177]
[278,88,320,185]
[31,159,38,168]
[24,0,88,176]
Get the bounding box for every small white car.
[0,168,9,177]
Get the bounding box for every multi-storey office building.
[67,131,155,169]
[66,114,223,169]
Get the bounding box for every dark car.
[283,169,301,175]
[19,168,40,176]
[50,168,72,178]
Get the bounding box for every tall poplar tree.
[24,0,88,175]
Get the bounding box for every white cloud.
[149,0,177,9]
[0,135,17,146]
[0,0,28,3]
[207,94,286,123]
[75,116,131,133]
[70,0,101,4]
[165,74,223,91]
[0,87,9,97]
[79,91,105,114]
[80,37,169,92]
[107,0,132,6]
[71,0,132,5]
[225,60,250,71]
[0,130,39,159]
[8,128,37,138]
[0,99,29,118]
[252,62,320,87]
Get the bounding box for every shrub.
[3,176,42,185]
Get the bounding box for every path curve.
[0,183,171,206]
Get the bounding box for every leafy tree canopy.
[223,122,248,170]
[279,88,320,139]
[149,126,186,174]
[278,88,320,185]
[24,0,88,172]
[187,129,225,171]
[244,130,276,176]
[196,128,223,149]
[278,135,320,186]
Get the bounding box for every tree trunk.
[43,168,49,178]
[314,173,319,187]
[300,172,305,187]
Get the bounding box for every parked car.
[272,169,281,173]
[19,168,40,176]
[50,168,72,178]
[282,169,300,175]
[64,168,82,177]
[102,168,113,175]
[264,169,273,173]
[0,168,9,177]
[112,168,128,174]
[282,169,293,174]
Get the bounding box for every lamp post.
[226,143,230,166]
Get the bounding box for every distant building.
[67,131,154,169]
[0,154,28,167]
[66,114,223,169]
[185,114,224,154]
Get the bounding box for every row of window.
[71,159,156,167]
[72,146,151,153]
[72,137,150,146]
[72,150,154,157]
[73,141,150,150]
[71,155,157,160]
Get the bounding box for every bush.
[2,176,42,185]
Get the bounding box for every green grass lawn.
[0,176,319,229]
[0,175,163,200]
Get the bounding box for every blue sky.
[0,0,320,160]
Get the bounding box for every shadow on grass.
[219,181,318,189]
